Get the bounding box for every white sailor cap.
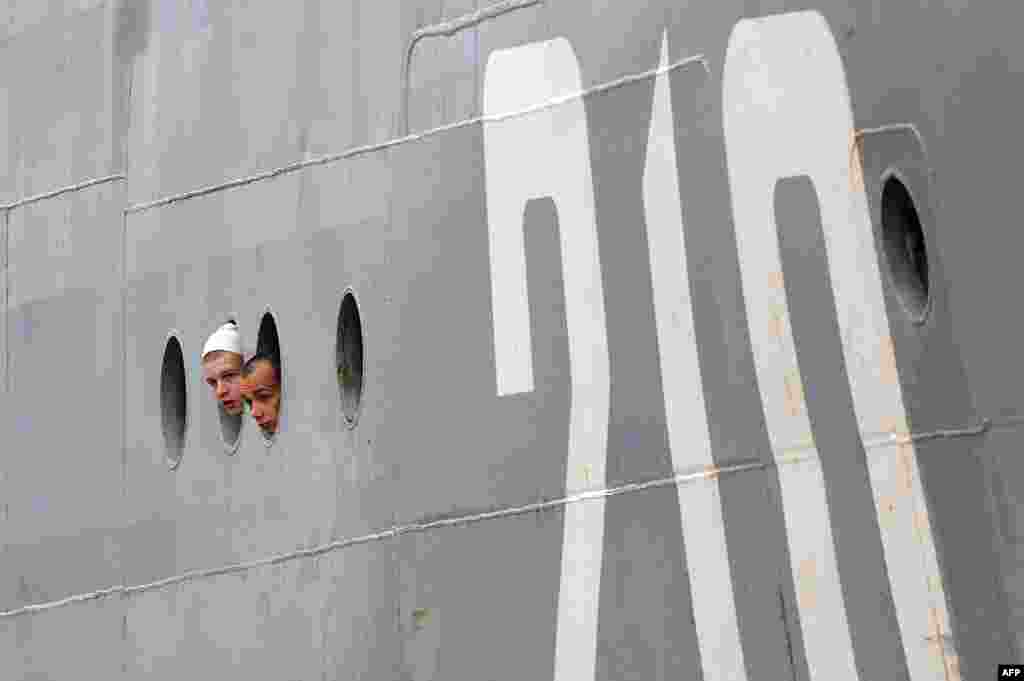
[202,321,243,360]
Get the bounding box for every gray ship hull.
[1,1,1021,679]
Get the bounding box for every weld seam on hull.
[410,0,542,43]
[0,419,990,620]
[0,79,913,216]
[0,174,126,211]
[400,0,544,135]
[126,53,708,215]
[2,206,8,393]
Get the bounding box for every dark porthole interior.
[160,335,187,467]
[257,311,281,360]
[880,175,930,322]
[336,292,364,427]
[256,312,282,443]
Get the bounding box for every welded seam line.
[1,173,126,212]
[855,122,923,144]
[770,420,992,463]
[900,419,990,443]
[411,0,541,43]
[983,415,1024,431]
[849,122,929,192]
[119,45,136,551]
[400,0,543,134]
[126,53,709,215]
[2,207,8,393]
[0,414,993,621]
[0,457,765,619]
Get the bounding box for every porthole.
[160,334,187,468]
[336,290,364,428]
[880,173,931,323]
[247,311,283,445]
[256,311,281,360]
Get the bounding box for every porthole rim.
[161,329,189,471]
[879,167,933,326]
[254,308,283,447]
[336,286,365,431]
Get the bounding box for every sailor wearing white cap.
[201,320,245,417]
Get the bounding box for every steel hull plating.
[0,1,1021,679]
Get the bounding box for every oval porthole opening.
[160,335,187,468]
[880,173,931,323]
[336,290,364,428]
[252,311,283,446]
[256,311,281,360]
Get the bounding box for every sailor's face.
[202,352,244,416]
[240,360,281,436]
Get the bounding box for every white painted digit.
[723,10,957,681]
[483,38,610,681]
[643,33,748,681]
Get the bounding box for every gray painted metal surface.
[0,1,1022,679]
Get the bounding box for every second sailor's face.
[240,360,281,436]
[202,352,244,416]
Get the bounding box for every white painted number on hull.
[643,32,748,681]
[483,11,957,681]
[723,11,957,681]
[484,37,611,681]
